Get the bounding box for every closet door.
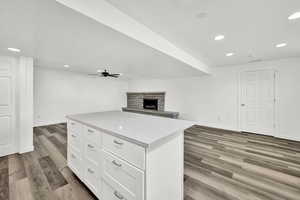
[240,70,276,136]
[0,58,16,156]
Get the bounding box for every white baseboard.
[194,121,240,133]
[34,120,66,127]
[0,149,17,157]
[195,122,300,142]
[19,145,34,154]
[276,134,300,142]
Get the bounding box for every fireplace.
[143,99,158,110]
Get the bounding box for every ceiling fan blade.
[88,74,105,78]
[109,74,119,78]
[110,73,121,76]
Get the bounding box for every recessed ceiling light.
[214,35,225,41]
[276,43,287,48]
[64,65,70,68]
[7,48,21,52]
[288,12,300,20]
[226,52,234,57]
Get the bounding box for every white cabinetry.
[67,117,184,200]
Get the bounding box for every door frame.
[238,69,278,136]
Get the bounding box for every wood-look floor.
[0,123,97,200]
[184,125,300,200]
[1,124,300,200]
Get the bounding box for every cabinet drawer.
[84,159,99,195]
[68,120,82,134]
[68,148,82,177]
[84,126,102,147]
[102,178,136,200]
[69,131,82,152]
[102,150,144,200]
[103,134,145,170]
[84,140,100,165]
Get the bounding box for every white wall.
[34,67,128,126]
[128,58,300,141]
[18,57,34,153]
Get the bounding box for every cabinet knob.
[88,168,94,174]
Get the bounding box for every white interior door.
[240,70,275,136]
[0,58,16,156]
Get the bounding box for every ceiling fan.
[88,69,122,78]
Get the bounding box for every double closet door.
[240,69,276,136]
[0,58,16,156]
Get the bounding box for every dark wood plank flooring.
[1,123,300,200]
[184,125,300,200]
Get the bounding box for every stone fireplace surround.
[122,92,179,118]
[126,92,165,111]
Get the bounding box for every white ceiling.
[0,0,299,79]
[0,0,205,79]
[106,0,300,67]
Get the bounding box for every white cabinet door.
[240,70,275,135]
[0,58,16,156]
[84,159,99,195]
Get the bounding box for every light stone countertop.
[66,111,194,148]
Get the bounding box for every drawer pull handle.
[71,122,75,125]
[71,134,76,138]
[114,191,124,199]
[71,154,76,159]
[112,160,122,167]
[88,168,94,174]
[113,140,123,145]
[88,144,94,149]
[88,129,94,133]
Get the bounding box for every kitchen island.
[66,111,193,200]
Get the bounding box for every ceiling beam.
[55,0,210,74]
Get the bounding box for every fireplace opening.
[143,99,158,110]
